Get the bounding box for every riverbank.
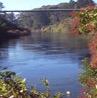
[0,28,31,40]
[71,6,97,98]
[0,15,31,40]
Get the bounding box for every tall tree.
[77,0,95,8]
[69,0,77,8]
[6,13,16,23]
[69,0,75,4]
[0,2,4,10]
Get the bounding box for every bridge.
[0,9,82,13]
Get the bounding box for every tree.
[69,0,75,4]
[6,12,16,23]
[0,2,4,10]
[69,0,77,8]
[77,0,95,8]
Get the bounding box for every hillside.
[41,19,71,33]
[17,0,95,32]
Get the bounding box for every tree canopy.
[77,0,95,8]
[0,2,4,10]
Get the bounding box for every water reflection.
[0,32,89,98]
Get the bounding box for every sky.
[0,0,97,10]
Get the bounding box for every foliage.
[72,6,97,68]
[77,0,95,8]
[0,71,66,98]
[72,6,97,35]
[0,2,4,10]
[79,58,97,98]
[17,0,95,30]
[0,71,27,97]
[72,6,97,98]
[41,19,71,33]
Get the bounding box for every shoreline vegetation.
[41,18,71,33]
[0,71,68,98]
[17,0,95,34]
[0,0,95,39]
[0,15,31,40]
[72,6,97,98]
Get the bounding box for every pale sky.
[0,0,97,10]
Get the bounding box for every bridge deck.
[0,9,82,12]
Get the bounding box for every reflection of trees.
[0,39,18,70]
[0,40,9,70]
[20,32,88,54]
[0,39,17,60]
[0,40,9,58]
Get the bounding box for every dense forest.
[0,0,95,38]
[17,0,95,31]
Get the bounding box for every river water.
[0,32,88,98]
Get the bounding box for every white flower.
[66,91,71,95]
[95,84,97,89]
[23,78,26,82]
[9,95,14,98]
[20,90,23,93]
[94,13,97,17]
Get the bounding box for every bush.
[0,71,65,98]
[79,58,97,98]
[72,6,97,98]
[71,6,97,36]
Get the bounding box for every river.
[0,32,89,98]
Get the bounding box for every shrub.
[72,6,97,98]
[0,71,65,98]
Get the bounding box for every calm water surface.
[0,32,88,98]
